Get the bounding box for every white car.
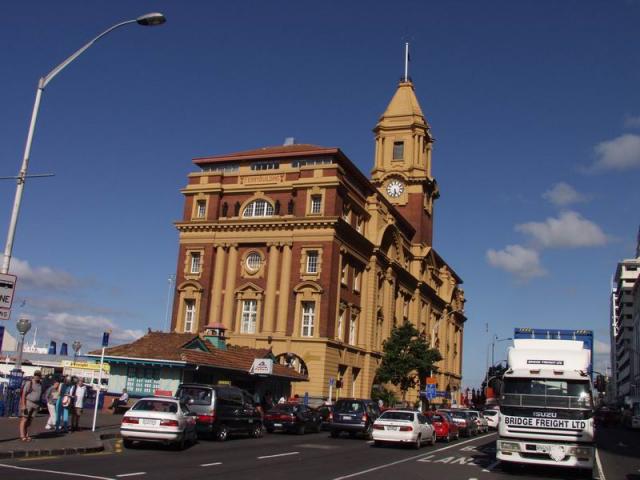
[372,409,436,449]
[483,409,500,429]
[632,415,640,430]
[467,410,489,433]
[121,397,197,450]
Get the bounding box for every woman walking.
[44,380,60,430]
[55,376,73,433]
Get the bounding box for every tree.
[375,321,442,401]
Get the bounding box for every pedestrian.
[109,388,129,413]
[71,378,87,431]
[19,370,43,442]
[56,376,73,432]
[44,380,60,430]
[377,398,384,409]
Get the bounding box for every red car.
[427,411,460,442]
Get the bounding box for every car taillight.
[373,424,384,430]
[122,417,139,424]
[328,412,333,422]
[160,419,179,427]
[280,414,292,421]
[362,413,368,423]
[399,426,413,432]
[197,413,216,424]
[459,420,467,427]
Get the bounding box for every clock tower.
[371,79,439,246]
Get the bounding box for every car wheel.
[456,431,460,440]
[123,439,134,449]
[330,430,340,438]
[414,434,422,449]
[216,425,229,442]
[174,434,186,451]
[266,427,274,434]
[363,424,373,440]
[313,420,322,433]
[297,424,306,435]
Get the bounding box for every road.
[0,427,632,480]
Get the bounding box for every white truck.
[496,339,595,474]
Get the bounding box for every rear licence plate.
[273,423,283,427]
[142,419,159,426]
[341,415,354,421]
[386,426,399,431]
[536,445,550,453]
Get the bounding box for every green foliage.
[370,385,397,408]
[376,321,442,400]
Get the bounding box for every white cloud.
[594,340,610,355]
[9,258,79,291]
[624,115,640,129]
[589,133,640,171]
[515,211,608,248]
[542,182,587,207]
[486,244,546,281]
[35,312,144,353]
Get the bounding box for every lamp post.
[72,340,82,363]
[492,336,513,368]
[14,317,32,373]
[1,12,166,275]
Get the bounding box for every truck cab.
[497,339,595,473]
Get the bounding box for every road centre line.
[116,474,146,478]
[258,451,300,460]
[200,462,223,467]
[0,463,115,480]
[332,432,497,480]
[595,449,606,480]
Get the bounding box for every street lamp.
[1,13,166,275]
[14,317,32,372]
[72,340,82,363]
[492,336,513,368]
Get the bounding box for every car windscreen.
[450,411,467,419]
[379,411,414,422]
[334,401,364,413]
[177,387,213,406]
[132,400,177,413]
[270,404,296,413]
[431,415,445,422]
[483,410,498,417]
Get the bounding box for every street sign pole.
[92,331,110,432]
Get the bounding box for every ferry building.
[170,77,466,404]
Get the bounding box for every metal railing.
[501,393,592,410]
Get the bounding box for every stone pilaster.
[221,243,238,332]
[262,243,280,333]
[276,243,292,334]
[209,244,226,324]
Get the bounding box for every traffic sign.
[0,273,17,321]
[329,377,335,387]
[426,383,437,399]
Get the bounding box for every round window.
[246,252,262,272]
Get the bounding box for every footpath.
[0,411,122,459]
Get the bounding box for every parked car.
[427,411,459,442]
[263,403,322,434]
[316,404,333,431]
[440,409,478,437]
[120,397,197,450]
[483,409,500,430]
[175,383,263,441]
[372,409,436,449]
[466,410,489,433]
[329,398,381,439]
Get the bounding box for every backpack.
[20,380,33,398]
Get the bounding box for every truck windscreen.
[502,378,592,409]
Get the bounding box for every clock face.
[386,180,405,198]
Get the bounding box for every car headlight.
[499,441,520,452]
[570,446,592,457]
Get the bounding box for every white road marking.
[0,463,114,480]
[200,462,222,467]
[482,460,499,472]
[595,448,607,480]
[257,451,300,460]
[332,432,497,479]
[116,474,146,478]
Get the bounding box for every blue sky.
[1,1,639,388]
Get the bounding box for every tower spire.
[404,42,410,82]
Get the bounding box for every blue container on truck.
[513,328,594,378]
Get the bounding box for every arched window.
[243,199,274,218]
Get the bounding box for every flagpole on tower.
[404,42,409,82]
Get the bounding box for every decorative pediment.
[293,280,323,294]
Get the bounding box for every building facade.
[611,227,640,406]
[170,80,466,404]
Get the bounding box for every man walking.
[19,370,43,442]
[71,378,87,431]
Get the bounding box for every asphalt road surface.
[0,427,630,480]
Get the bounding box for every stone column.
[209,244,226,324]
[276,243,292,334]
[357,263,370,348]
[262,243,280,333]
[221,243,239,332]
